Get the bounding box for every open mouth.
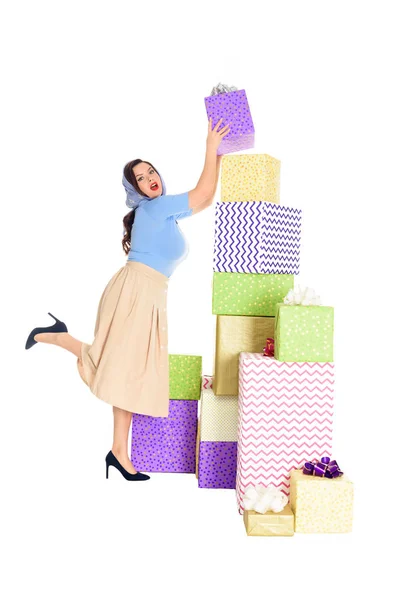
[150,183,159,191]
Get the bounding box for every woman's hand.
[206,118,230,152]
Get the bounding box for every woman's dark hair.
[122,158,159,255]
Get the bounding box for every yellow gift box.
[221,154,281,203]
[290,470,354,533]
[244,504,294,536]
[214,315,275,396]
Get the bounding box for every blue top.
[127,192,193,278]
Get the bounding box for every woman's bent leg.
[34,332,83,359]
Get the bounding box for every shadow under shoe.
[25,312,68,350]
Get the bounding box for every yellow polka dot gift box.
[290,467,354,533]
[274,303,334,362]
[221,154,281,204]
[212,272,294,317]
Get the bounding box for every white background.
[1,1,399,598]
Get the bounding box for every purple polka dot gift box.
[131,400,198,473]
[131,354,202,473]
[204,89,255,155]
[198,441,238,489]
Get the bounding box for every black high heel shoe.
[105,451,150,481]
[25,312,68,350]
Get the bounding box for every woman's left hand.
[206,118,230,152]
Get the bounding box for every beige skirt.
[78,261,169,417]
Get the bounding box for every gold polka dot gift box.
[212,272,294,317]
[274,303,334,362]
[290,467,354,533]
[221,154,281,204]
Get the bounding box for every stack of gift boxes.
[238,307,354,534]
[129,87,354,536]
[196,152,297,489]
[201,87,354,535]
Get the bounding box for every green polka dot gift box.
[274,303,334,362]
[169,355,202,400]
[212,272,294,317]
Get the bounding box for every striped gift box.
[213,201,302,275]
[236,353,334,514]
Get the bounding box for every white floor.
[3,351,390,599]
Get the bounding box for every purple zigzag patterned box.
[131,400,198,473]
[213,201,302,275]
[198,441,238,489]
[204,89,255,155]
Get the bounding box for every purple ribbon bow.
[303,456,343,479]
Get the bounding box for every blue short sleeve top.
[127,192,193,278]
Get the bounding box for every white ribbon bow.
[210,82,238,95]
[284,285,321,306]
[243,485,288,514]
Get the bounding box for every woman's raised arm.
[188,118,229,209]
[190,155,222,216]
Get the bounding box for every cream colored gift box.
[244,504,294,536]
[221,154,281,204]
[290,470,354,533]
[195,376,238,477]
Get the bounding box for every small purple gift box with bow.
[204,86,255,155]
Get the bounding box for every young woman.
[25,118,230,481]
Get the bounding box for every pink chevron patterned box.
[213,201,302,275]
[236,352,334,514]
